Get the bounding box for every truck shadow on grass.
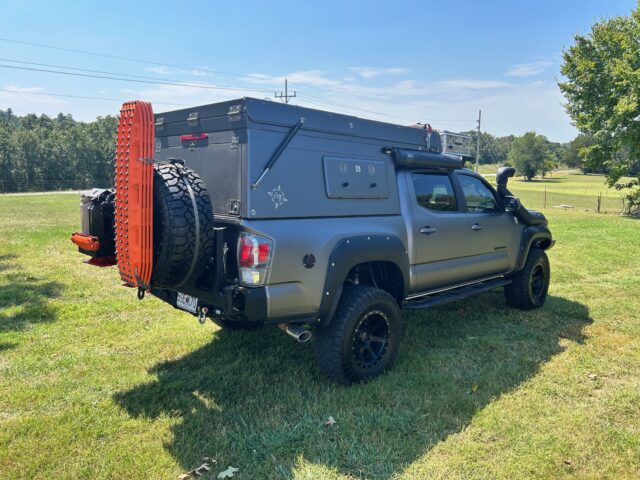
[0,255,64,333]
[116,292,591,479]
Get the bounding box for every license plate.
[176,292,198,314]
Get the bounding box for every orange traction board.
[115,101,154,288]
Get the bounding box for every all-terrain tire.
[314,286,402,384]
[152,162,215,288]
[504,248,550,310]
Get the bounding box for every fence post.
[544,187,547,209]
[597,193,602,213]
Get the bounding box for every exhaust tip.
[278,323,312,343]
[296,330,312,343]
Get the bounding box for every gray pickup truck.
[73,98,553,384]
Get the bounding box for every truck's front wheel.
[314,286,402,384]
[504,247,550,309]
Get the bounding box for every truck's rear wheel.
[504,248,550,309]
[152,162,215,288]
[314,286,402,384]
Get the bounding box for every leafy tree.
[562,134,597,170]
[0,109,117,192]
[508,131,549,181]
[559,5,640,214]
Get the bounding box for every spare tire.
[152,162,215,288]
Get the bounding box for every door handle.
[471,223,484,231]
[420,226,438,235]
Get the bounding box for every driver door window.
[457,175,499,213]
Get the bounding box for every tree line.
[0,108,117,192]
[466,130,606,180]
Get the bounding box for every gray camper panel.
[245,127,402,218]
[154,103,246,217]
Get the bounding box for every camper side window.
[412,173,458,212]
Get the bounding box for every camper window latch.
[251,117,305,190]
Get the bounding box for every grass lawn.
[0,193,639,479]
[479,169,629,213]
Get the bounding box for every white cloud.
[0,85,66,114]
[348,67,411,79]
[145,66,171,75]
[505,61,553,77]
[434,79,513,90]
[247,70,340,89]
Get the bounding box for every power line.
[298,95,415,124]
[299,95,476,131]
[0,37,253,80]
[485,134,505,164]
[0,37,479,128]
[0,63,275,94]
[0,57,259,87]
[299,83,480,113]
[0,37,480,112]
[300,91,475,125]
[481,135,500,164]
[0,88,193,107]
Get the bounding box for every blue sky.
[0,0,636,142]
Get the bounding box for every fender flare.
[316,234,409,326]
[515,225,554,271]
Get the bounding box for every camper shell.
[153,98,460,220]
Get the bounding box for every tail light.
[238,232,273,285]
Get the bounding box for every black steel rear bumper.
[149,226,267,325]
[150,284,267,325]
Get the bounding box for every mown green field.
[480,169,629,213]
[0,194,639,479]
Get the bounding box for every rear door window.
[412,173,458,212]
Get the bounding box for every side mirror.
[503,195,521,212]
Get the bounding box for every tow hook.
[278,323,312,343]
[198,307,208,325]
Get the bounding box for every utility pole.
[275,79,296,104]
[475,109,482,173]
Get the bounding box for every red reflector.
[239,239,253,267]
[258,243,270,263]
[180,133,208,142]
